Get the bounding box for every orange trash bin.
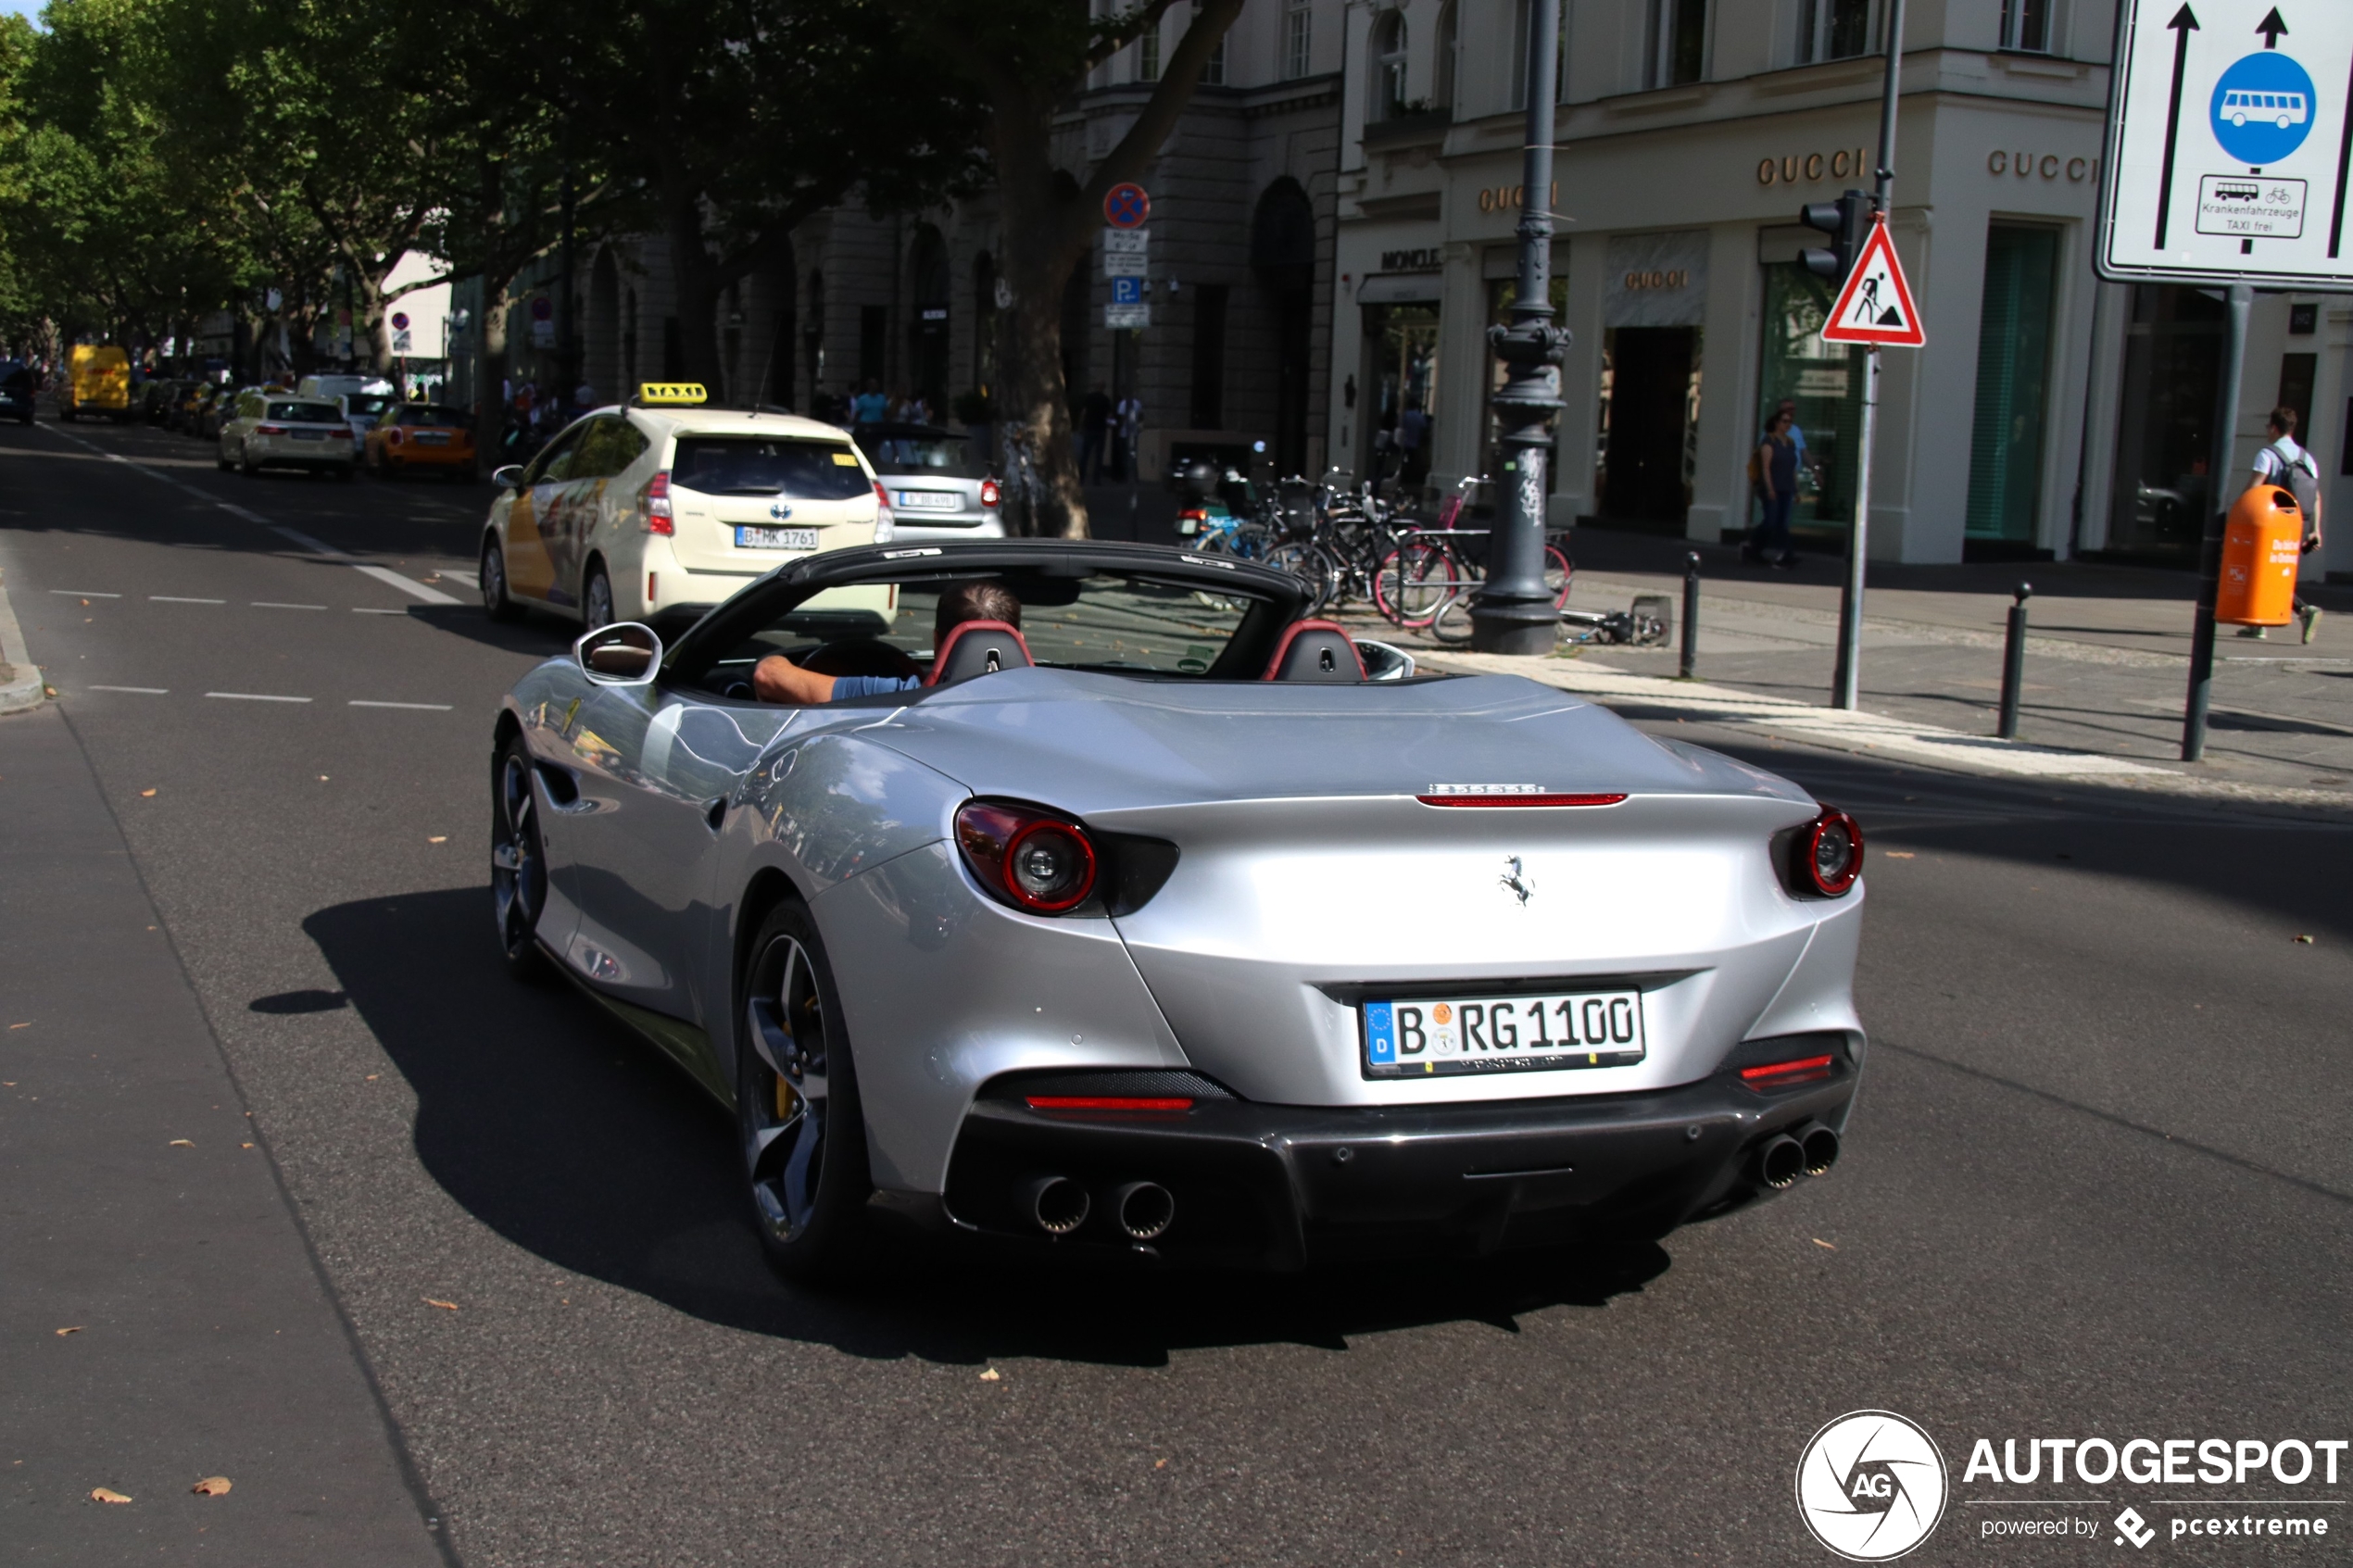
[2216,483,2305,627]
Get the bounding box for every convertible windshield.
[730,571,1262,680]
[673,436,871,499]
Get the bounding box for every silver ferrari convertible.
[491,540,1865,1278]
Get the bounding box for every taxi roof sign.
[635,382,708,407]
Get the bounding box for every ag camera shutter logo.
[1796,1410,1950,1561]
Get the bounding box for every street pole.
[2182,282,2251,761]
[1469,0,1568,656]
[1831,0,1906,710]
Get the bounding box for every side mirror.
[491,463,525,490]
[576,622,661,686]
[1354,638,1416,682]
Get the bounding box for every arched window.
[1371,11,1409,121]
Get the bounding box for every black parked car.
[0,361,34,425]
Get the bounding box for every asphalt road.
[4,415,2350,1565]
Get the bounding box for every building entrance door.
[1601,326,1696,526]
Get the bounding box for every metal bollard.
[1996,583,2032,739]
[1680,552,1700,680]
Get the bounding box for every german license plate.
[1361,990,1645,1078]
[735,526,819,550]
[413,431,450,445]
[895,490,959,509]
[291,429,325,441]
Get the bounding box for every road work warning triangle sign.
[1820,216,1925,346]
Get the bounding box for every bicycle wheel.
[1265,539,1338,617]
[1373,543,1447,629]
[1544,542,1574,608]
[1430,592,1476,645]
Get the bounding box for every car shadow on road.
[303,886,1675,1369]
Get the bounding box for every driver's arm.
[750,655,836,705]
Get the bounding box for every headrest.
[1262,619,1366,684]
[925,620,1033,686]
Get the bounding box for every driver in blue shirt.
[751,580,1022,704]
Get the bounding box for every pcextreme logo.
[1796,1410,1951,1561]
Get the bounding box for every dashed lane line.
[32,424,462,605]
[348,700,455,710]
[253,601,328,610]
[87,685,168,694]
[354,608,407,616]
[205,692,312,703]
[49,589,121,598]
[150,595,226,604]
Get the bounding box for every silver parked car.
[852,422,1004,542]
[491,541,1865,1279]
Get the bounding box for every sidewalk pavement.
[1364,528,2353,810]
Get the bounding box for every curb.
[0,560,48,715]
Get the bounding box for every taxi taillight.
[644,470,673,535]
[872,480,895,544]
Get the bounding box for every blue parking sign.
[1112,276,1143,306]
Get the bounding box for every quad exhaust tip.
[1799,1122,1841,1177]
[1113,1181,1176,1241]
[1019,1174,1090,1236]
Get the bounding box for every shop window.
[2108,284,2223,557]
[1647,0,1708,89]
[1964,223,2059,543]
[2000,0,2050,53]
[1598,326,1704,529]
[1283,0,1313,81]
[1139,17,1161,82]
[1799,0,1873,64]
[1755,264,1868,535]
[1367,301,1441,488]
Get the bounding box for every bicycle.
[1371,477,1573,642]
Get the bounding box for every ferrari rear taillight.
[1781,805,1863,897]
[1739,1054,1835,1090]
[1025,1095,1193,1111]
[644,469,673,535]
[956,800,1098,913]
[980,477,1001,508]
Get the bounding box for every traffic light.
[1798,190,1870,286]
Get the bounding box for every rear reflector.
[1026,1096,1194,1111]
[1416,793,1629,809]
[1739,1054,1834,1086]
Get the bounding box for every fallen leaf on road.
[56,1326,82,1336]
[318,775,329,783]
[2295,935,2315,944]
[241,1142,253,1148]
[89,1487,132,1504]
[190,1476,232,1497]
[139,788,157,797]
[365,1073,379,1081]
[1882,851,1916,859]
[1153,1458,1167,1469]
[79,598,88,606]
[1812,1238,1837,1250]
[168,1138,194,1148]
[977,1368,1001,1381]
[428,835,447,844]
[8,1022,28,1029]
[423,1298,459,1311]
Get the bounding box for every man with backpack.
[2242,405,2325,643]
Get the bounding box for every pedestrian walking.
[1079,384,1111,483]
[2239,405,2326,643]
[850,380,888,424]
[1397,403,1430,487]
[1746,408,1801,569]
[1115,392,1143,482]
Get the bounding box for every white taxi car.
[479,384,895,630]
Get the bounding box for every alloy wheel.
[742,935,829,1245]
[584,568,614,632]
[491,749,546,963]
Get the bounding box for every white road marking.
[354,564,460,605]
[353,607,407,615]
[271,525,347,559]
[150,596,226,604]
[434,568,478,590]
[253,601,327,610]
[87,685,168,694]
[50,589,121,598]
[348,700,455,710]
[205,691,311,703]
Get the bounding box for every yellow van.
[59,345,132,421]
